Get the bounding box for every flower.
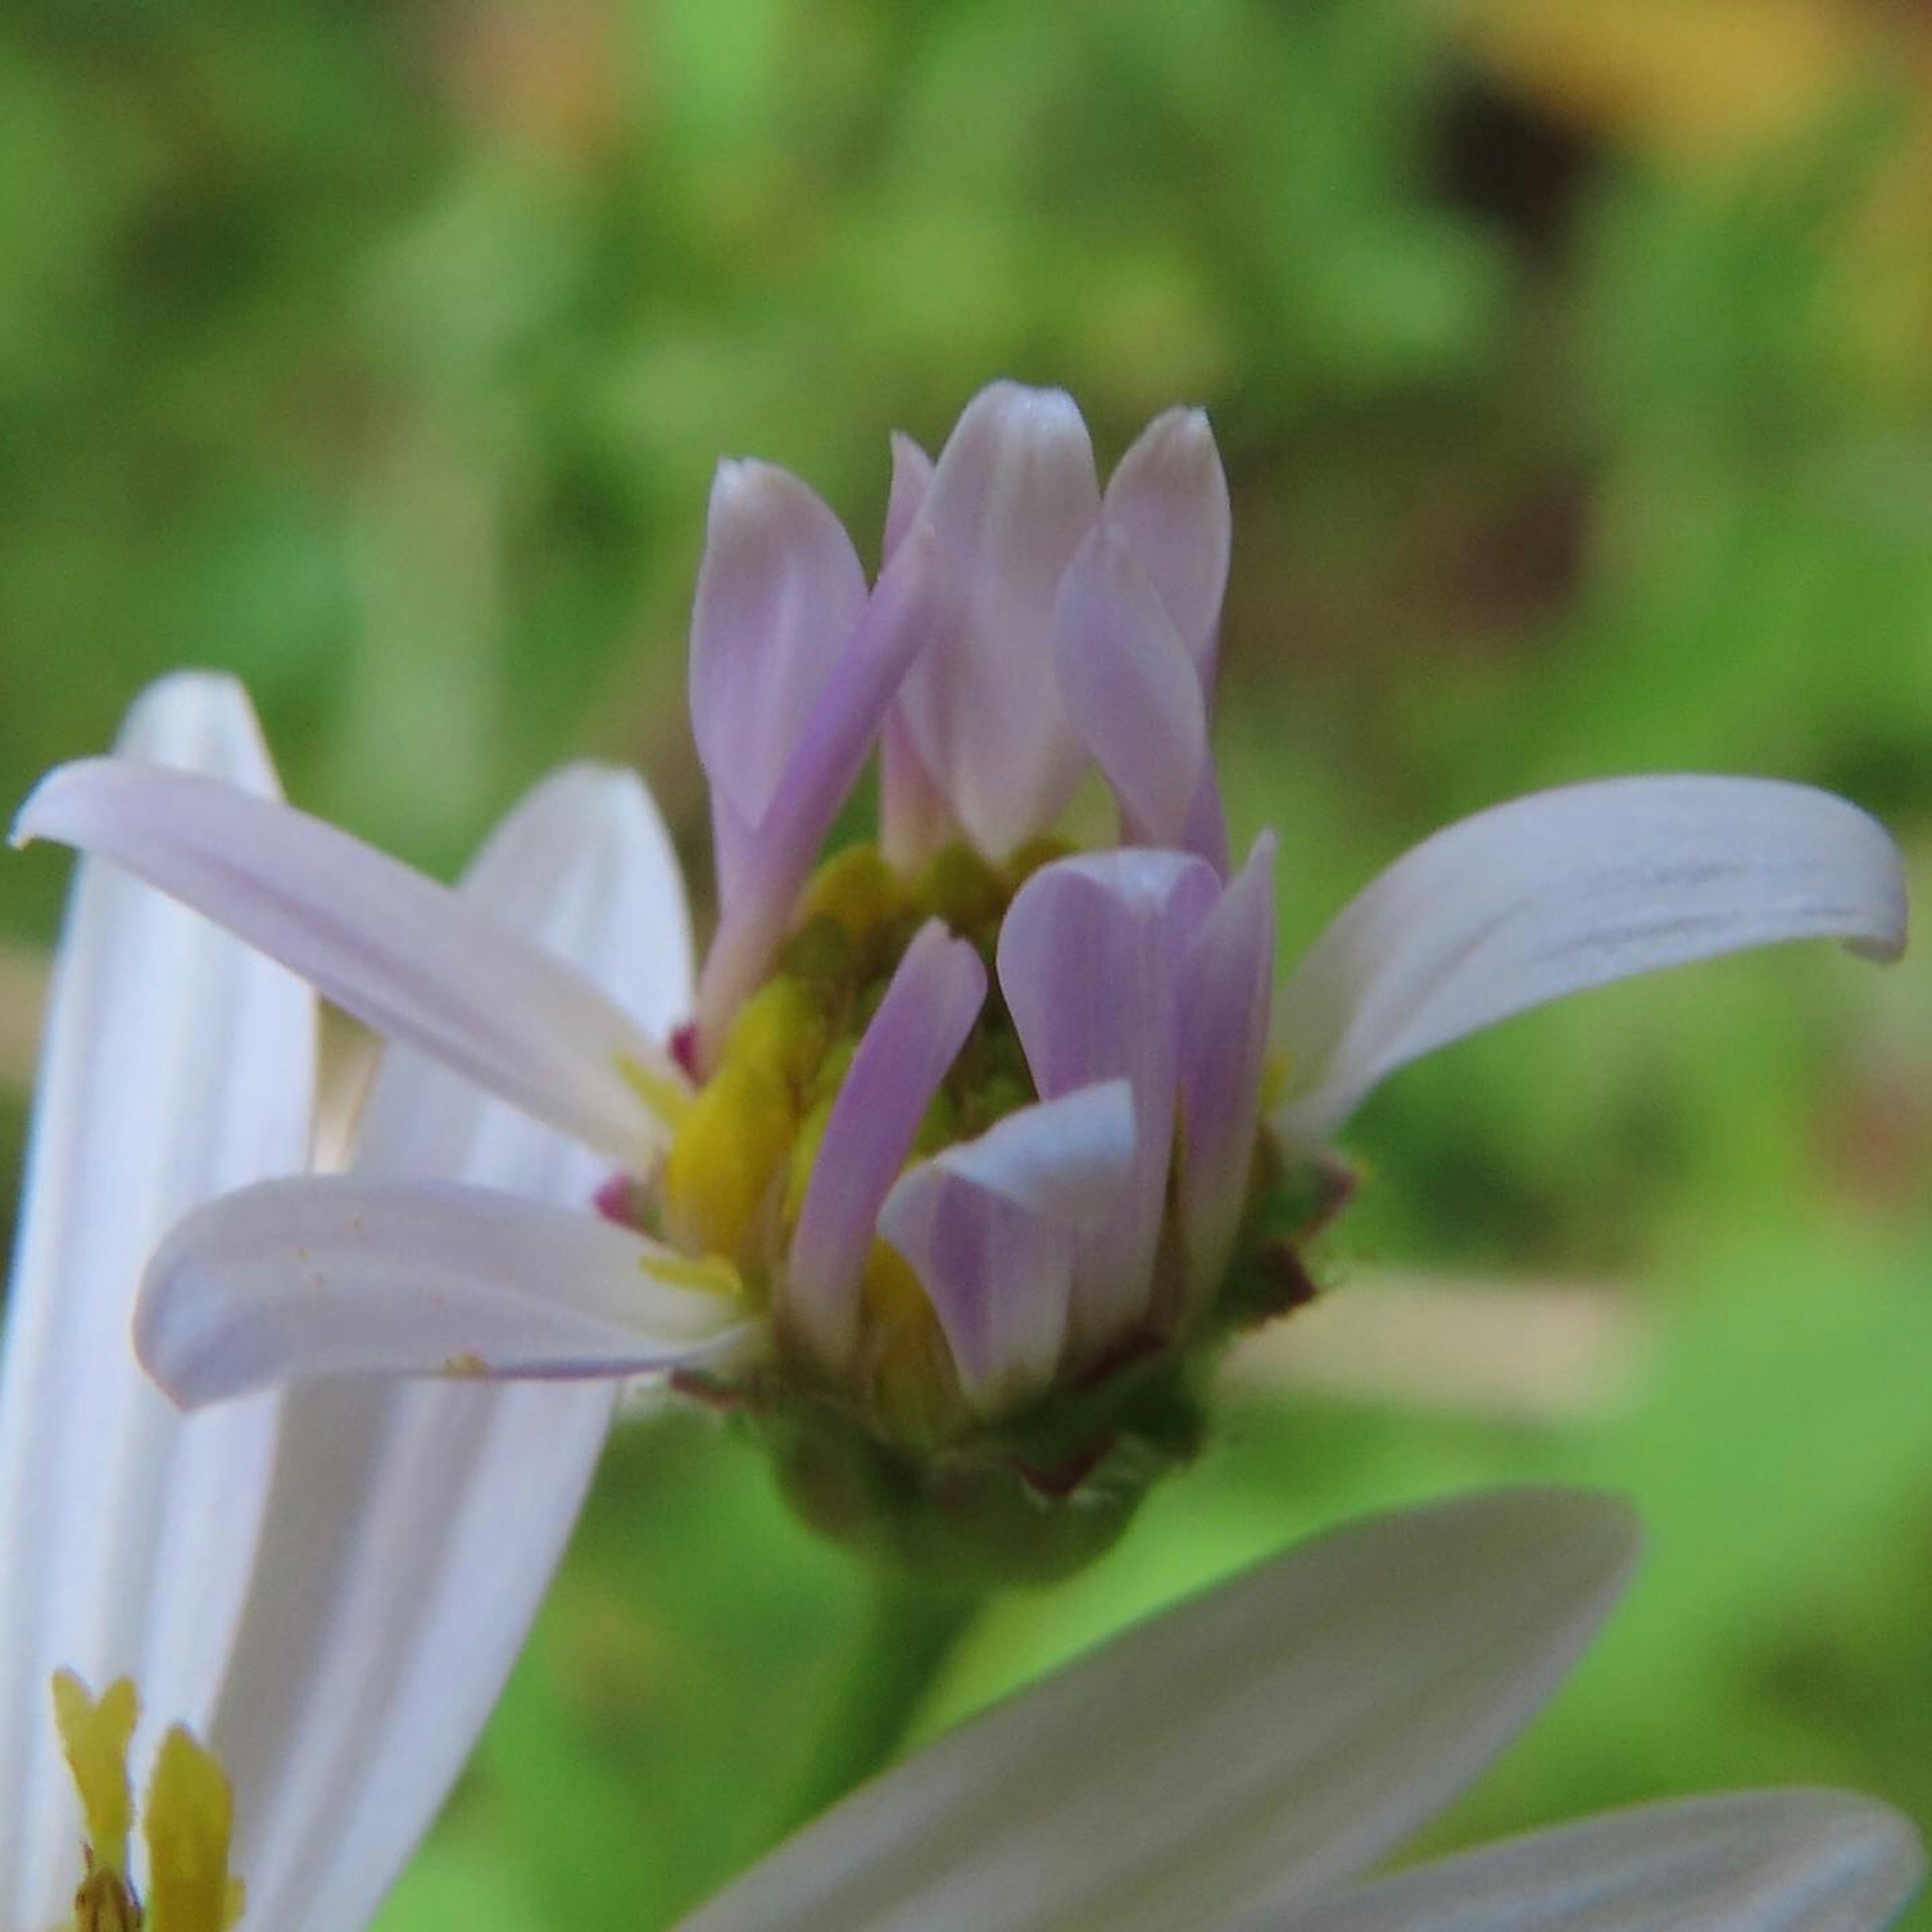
[1,673,695,1928]
[11,383,1908,1577]
[672,1488,1923,1932]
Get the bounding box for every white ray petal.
[675,1488,1637,1932]
[1267,1790,1925,1932]
[0,673,314,1932]
[1273,776,1908,1144]
[12,759,685,1166]
[139,1174,748,1403]
[213,765,698,1932]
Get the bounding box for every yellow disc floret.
[656,840,1062,1437]
[660,976,827,1266]
[54,1671,137,1882]
[142,1729,243,1932]
[857,1240,957,1443]
[795,842,906,940]
[50,1673,242,1932]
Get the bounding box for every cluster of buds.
[16,383,1906,1581]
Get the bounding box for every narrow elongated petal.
[696,524,959,1050]
[0,674,314,1932]
[211,766,697,1932]
[1180,765,1233,880]
[879,1175,1072,1416]
[896,381,1101,858]
[139,1176,749,1402]
[1269,1791,1925,1932]
[1102,405,1231,679]
[878,428,958,869]
[12,761,685,1165]
[692,461,869,863]
[675,1488,1638,1932]
[879,1083,1135,1412]
[1273,776,1910,1145]
[788,922,987,1371]
[907,1079,1137,1223]
[1001,850,1222,1097]
[999,850,1220,1347]
[882,431,934,563]
[880,709,962,872]
[1053,522,1211,853]
[1177,836,1276,1305]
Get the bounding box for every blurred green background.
[6,0,1932,1923]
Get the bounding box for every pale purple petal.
[879,434,961,869]
[12,761,685,1165]
[896,381,1101,858]
[1177,835,1276,1308]
[787,921,986,1371]
[879,1083,1135,1413]
[1268,1791,1925,1932]
[917,1079,1137,1223]
[1095,403,1235,872]
[138,1177,751,1404]
[1052,521,1210,853]
[1272,776,1909,1145]
[1181,763,1232,879]
[213,761,695,1932]
[880,708,964,872]
[1000,850,1222,1096]
[998,850,1220,1349]
[0,674,313,1931]
[695,523,960,1053]
[882,431,934,564]
[1103,405,1231,683]
[690,460,868,856]
[673,1488,1637,1932]
[877,1171,1072,1416]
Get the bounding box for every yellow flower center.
[52,1672,244,1932]
[655,840,1065,1431]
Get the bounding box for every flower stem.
[781,1568,985,1834]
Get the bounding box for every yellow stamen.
[797,843,905,940]
[660,978,827,1264]
[721,978,829,1093]
[53,1672,137,1880]
[859,1240,962,1443]
[861,1238,931,1332]
[616,1054,693,1131]
[50,1675,244,1932]
[659,1061,797,1263]
[142,1727,240,1932]
[642,1251,744,1300]
[782,1051,852,1225]
[915,843,1007,931]
[1002,834,1075,890]
[1258,1047,1292,1111]
[72,1871,141,1932]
